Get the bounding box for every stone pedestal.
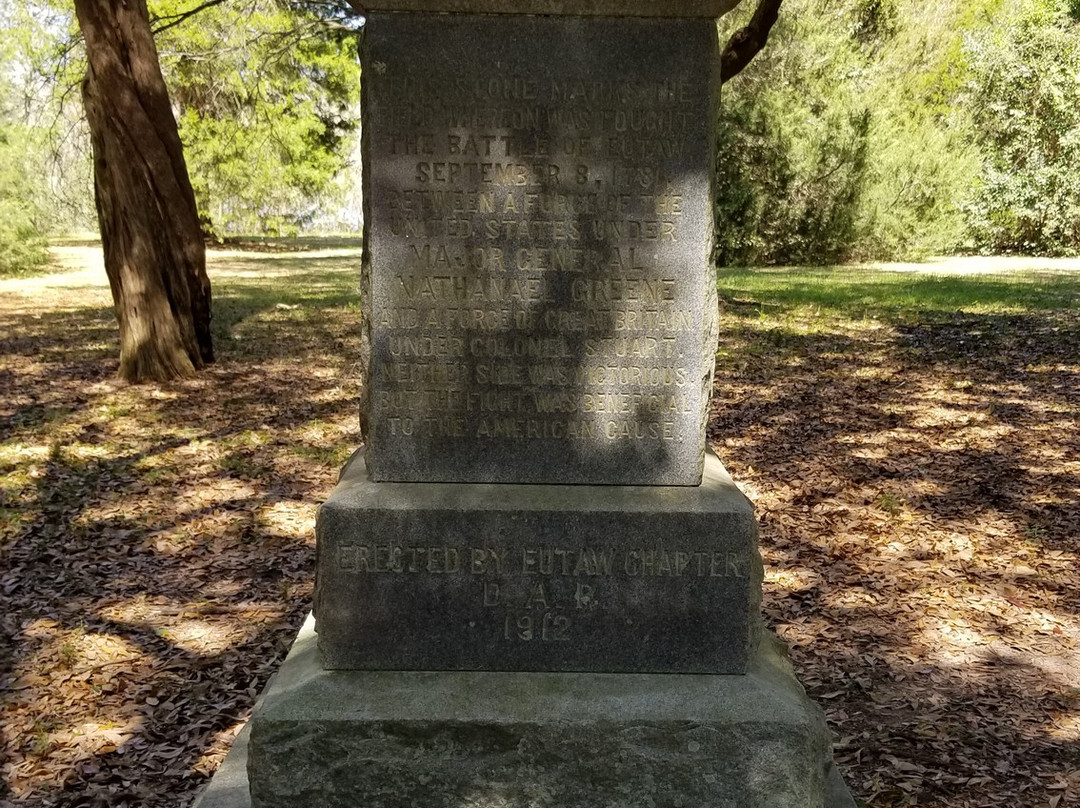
[314,449,761,673]
[226,452,854,808]
[192,452,856,807]
[190,616,854,808]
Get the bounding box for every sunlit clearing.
[876,541,915,560]
[851,365,895,379]
[307,384,353,402]
[69,631,139,665]
[163,619,244,655]
[20,618,66,640]
[844,444,889,458]
[822,587,879,609]
[64,443,121,461]
[49,719,138,755]
[1026,363,1080,374]
[766,568,819,591]
[14,625,141,682]
[294,420,339,441]
[259,501,316,539]
[172,478,259,508]
[97,601,254,653]
[936,533,976,561]
[901,478,948,498]
[921,619,989,653]
[0,443,50,463]
[1049,713,1080,742]
[208,249,360,274]
[200,580,245,599]
[74,476,260,531]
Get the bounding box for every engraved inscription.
[364,15,714,482]
[337,542,750,644]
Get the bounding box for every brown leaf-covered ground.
[1,245,1078,807]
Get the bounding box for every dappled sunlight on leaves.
[712,269,1080,807]
[0,244,360,806]
[3,252,1080,807]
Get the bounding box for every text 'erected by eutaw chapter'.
[337,543,748,642]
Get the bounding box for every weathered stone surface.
[195,618,856,808]
[360,14,720,485]
[246,616,855,808]
[348,0,744,18]
[190,725,252,808]
[314,448,761,673]
[195,4,864,805]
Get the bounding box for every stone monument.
[193,2,856,807]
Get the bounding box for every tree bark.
[721,0,783,85]
[74,0,214,383]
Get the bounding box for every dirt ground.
[1,245,1078,807]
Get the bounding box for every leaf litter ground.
[1,246,1078,807]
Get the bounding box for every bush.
[714,0,983,266]
[960,0,1080,254]
[715,1,874,265]
[0,123,49,276]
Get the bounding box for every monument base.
[191,616,855,808]
[315,448,763,674]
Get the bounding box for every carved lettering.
[366,21,711,485]
[337,545,749,580]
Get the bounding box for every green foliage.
[851,0,899,45]
[151,0,363,236]
[719,265,1080,316]
[715,3,874,265]
[717,0,1080,262]
[0,124,50,276]
[715,0,979,265]
[854,95,979,260]
[960,0,1080,254]
[715,97,872,266]
[2,0,362,239]
[0,38,49,276]
[1,0,104,236]
[714,0,1013,265]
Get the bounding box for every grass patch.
[213,235,363,252]
[289,444,353,468]
[719,267,1080,317]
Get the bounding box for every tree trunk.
[721,0,783,85]
[74,0,214,383]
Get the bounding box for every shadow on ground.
[1,257,1079,807]
[0,251,361,807]
[710,285,1080,806]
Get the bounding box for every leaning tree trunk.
[74,0,214,383]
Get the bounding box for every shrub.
[714,0,983,265]
[715,1,874,265]
[960,0,1080,254]
[0,123,49,276]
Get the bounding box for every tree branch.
[720,0,783,85]
[151,0,229,35]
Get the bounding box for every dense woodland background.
[1,0,1079,277]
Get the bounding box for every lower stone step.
[192,615,856,808]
